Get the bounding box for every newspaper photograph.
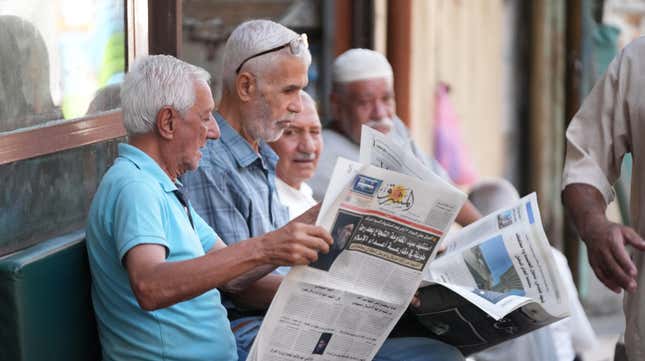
[246,157,466,361]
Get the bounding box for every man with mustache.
[309,48,481,226]
[181,19,323,360]
[269,91,322,220]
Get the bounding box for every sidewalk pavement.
[582,313,624,361]
[579,259,625,361]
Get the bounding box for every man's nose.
[206,116,220,140]
[372,100,388,119]
[298,134,316,153]
[288,94,304,114]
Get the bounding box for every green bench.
[0,230,101,361]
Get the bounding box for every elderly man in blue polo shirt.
[182,20,465,361]
[86,55,332,361]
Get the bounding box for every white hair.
[120,55,210,135]
[332,48,393,85]
[468,178,520,216]
[221,19,311,92]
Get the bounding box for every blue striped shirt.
[181,111,289,259]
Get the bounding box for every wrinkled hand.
[260,221,333,266]
[582,218,645,293]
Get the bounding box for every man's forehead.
[291,111,320,129]
[193,81,215,110]
[344,77,393,96]
[265,54,308,85]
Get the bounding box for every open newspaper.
[360,126,570,355]
[246,156,466,361]
[416,192,570,355]
[247,126,570,360]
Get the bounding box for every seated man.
[182,20,465,361]
[86,54,332,361]
[181,19,317,359]
[309,48,481,226]
[269,91,321,220]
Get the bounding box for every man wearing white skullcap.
[332,48,394,85]
[309,48,481,226]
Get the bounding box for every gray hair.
[468,178,520,216]
[120,55,210,135]
[221,19,311,93]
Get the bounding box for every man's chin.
[292,167,314,179]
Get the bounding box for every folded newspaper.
[246,126,569,360]
[417,191,570,355]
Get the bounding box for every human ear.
[156,106,175,140]
[236,72,256,102]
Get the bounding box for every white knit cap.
[332,48,393,83]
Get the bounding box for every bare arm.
[219,203,322,293]
[562,183,645,293]
[207,233,277,295]
[125,221,332,311]
[219,203,323,305]
[455,200,481,226]
[227,273,284,310]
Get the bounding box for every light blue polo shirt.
[86,143,237,361]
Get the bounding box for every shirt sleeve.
[113,181,170,261]
[182,165,251,245]
[562,45,633,205]
[191,208,218,252]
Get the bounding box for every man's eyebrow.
[357,92,375,98]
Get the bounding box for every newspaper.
[246,157,466,361]
[359,126,571,354]
[416,193,570,354]
[360,126,569,355]
[424,193,569,319]
[358,125,447,185]
[247,126,570,359]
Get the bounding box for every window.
[0,0,147,255]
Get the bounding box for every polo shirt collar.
[117,143,178,193]
[215,112,279,170]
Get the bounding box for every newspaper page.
[423,193,569,321]
[246,158,466,361]
[359,125,448,184]
[359,125,568,320]
[408,193,570,355]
